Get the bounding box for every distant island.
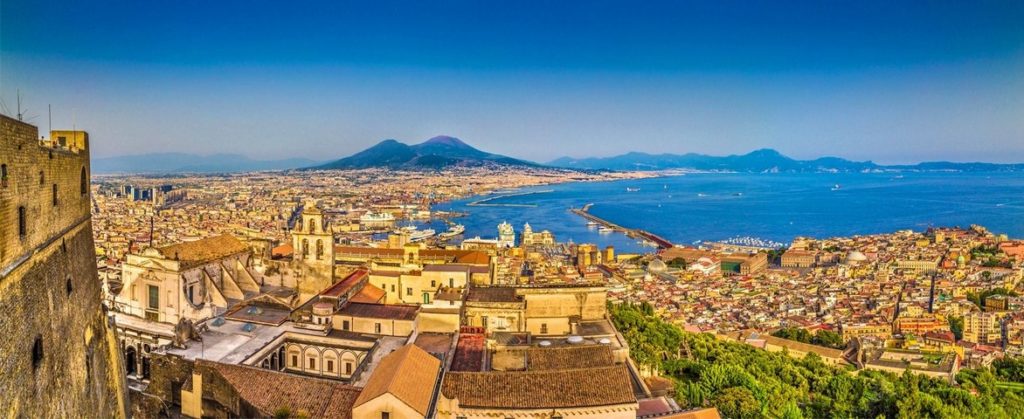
[548,148,1024,173]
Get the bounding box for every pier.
[467,189,553,207]
[570,203,675,249]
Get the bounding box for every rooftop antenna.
[16,89,23,121]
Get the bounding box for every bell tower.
[291,201,335,293]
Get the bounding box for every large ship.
[409,228,436,242]
[360,211,396,228]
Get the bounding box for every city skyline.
[2,0,1022,164]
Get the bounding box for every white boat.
[626,187,640,192]
[598,226,613,234]
[586,221,598,227]
[439,224,465,238]
[360,212,395,223]
[831,184,842,191]
[409,228,436,242]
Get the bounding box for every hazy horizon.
[2,1,1022,165]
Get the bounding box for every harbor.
[570,203,675,249]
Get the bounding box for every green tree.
[714,387,760,419]
[948,316,964,340]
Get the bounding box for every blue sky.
[2,0,1022,164]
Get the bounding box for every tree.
[948,316,964,341]
[714,387,760,419]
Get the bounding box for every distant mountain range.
[311,136,537,170]
[94,143,1023,174]
[92,153,320,174]
[548,149,1024,172]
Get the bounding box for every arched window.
[301,239,309,257]
[18,206,27,237]
[80,167,88,196]
[308,218,315,233]
[316,239,324,260]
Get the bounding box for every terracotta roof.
[157,234,248,267]
[526,346,616,371]
[271,243,293,257]
[353,344,441,416]
[200,360,361,418]
[321,269,369,298]
[349,283,386,304]
[335,246,404,257]
[339,302,418,321]
[451,334,485,372]
[441,366,637,409]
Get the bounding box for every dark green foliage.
[948,316,964,341]
[610,303,1024,418]
[770,327,846,349]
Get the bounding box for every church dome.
[648,258,668,273]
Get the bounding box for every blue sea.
[427,172,1024,254]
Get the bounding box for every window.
[80,167,87,195]
[302,239,309,257]
[39,171,44,185]
[52,184,58,206]
[390,284,395,293]
[540,323,548,334]
[423,293,430,304]
[147,285,159,310]
[449,278,455,287]
[327,360,334,373]
[342,320,350,330]
[18,206,26,237]
[291,355,298,367]
[431,280,436,288]
[316,239,323,260]
[374,323,381,334]
[381,413,390,419]
[308,358,316,370]
[345,362,352,375]
[1,164,7,187]
[32,336,43,371]
[406,287,412,296]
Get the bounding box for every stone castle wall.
[0,114,127,417]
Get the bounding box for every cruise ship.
[360,211,395,228]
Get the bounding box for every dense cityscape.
[4,1,1023,418]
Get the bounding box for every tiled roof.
[349,283,386,304]
[339,302,418,321]
[157,234,247,267]
[321,269,369,298]
[441,365,637,409]
[200,360,361,418]
[354,344,441,416]
[525,346,616,371]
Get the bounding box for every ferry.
[439,224,465,239]
[409,228,436,242]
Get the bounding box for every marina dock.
[570,203,675,249]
